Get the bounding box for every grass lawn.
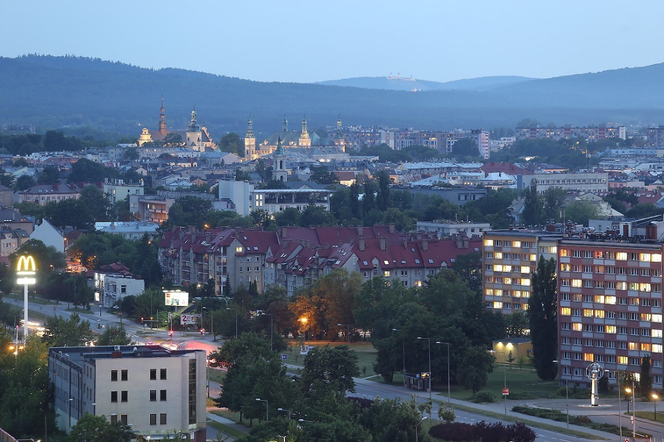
[210,407,243,423]
[209,368,226,384]
[636,410,664,423]
[284,340,378,376]
[206,421,247,440]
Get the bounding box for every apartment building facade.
[483,230,561,314]
[557,239,664,388]
[49,345,207,440]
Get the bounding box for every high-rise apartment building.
[483,230,561,314]
[557,239,664,388]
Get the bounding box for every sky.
[2,1,663,84]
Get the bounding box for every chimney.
[422,240,428,251]
[389,223,395,234]
[380,237,387,251]
[357,226,363,236]
[463,239,469,249]
[358,236,365,251]
[281,227,288,239]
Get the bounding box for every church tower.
[272,137,288,182]
[334,114,346,152]
[298,115,311,148]
[186,107,202,151]
[245,115,256,160]
[158,96,167,137]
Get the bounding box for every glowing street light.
[16,255,36,342]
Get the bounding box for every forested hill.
[317,75,534,92]
[1,55,664,139]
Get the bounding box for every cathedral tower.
[245,115,256,160]
[298,115,311,148]
[334,114,346,152]
[158,96,167,137]
[272,137,288,182]
[186,107,203,151]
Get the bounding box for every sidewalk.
[207,411,250,441]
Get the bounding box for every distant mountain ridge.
[317,75,535,92]
[1,55,663,139]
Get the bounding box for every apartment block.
[483,230,561,313]
[557,239,664,388]
[49,345,207,440]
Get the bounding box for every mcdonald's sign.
[16,255,36,285]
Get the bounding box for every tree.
[641,355,652,399]
[542,187,567,222]
[375,171,391,211]
[505,311,529,338]
[457,346,494,394]
[68,158,117,183]
[528,257,558,380]
[96,324,132,345]
[78,184,110,222]
[166,196,213,228]
[522,181,542,226]
[451,138,480,159]
[124,147,139,161]
[70,412,135,442]
[37,165,60,184]
[564,200,600,225]
[310,166,340,185]
[41,313,94,347]
[15,175,35,191]
[163,133,183,147]
[219,132,245,157]
[301,345,360,394]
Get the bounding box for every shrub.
[472,391,496,403]
[429,421,536,442]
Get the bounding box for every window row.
[560,308,663,322]
[485,289,530,298]
[560,264,661,277]
[150,368,168,380]
[485,252,538,261]
[492,302,527,310]
[484,240,533,248]
[560,249,662,262]
[560,279,661,292]
[150,413,168,425]
[488,265,532,273]
[110,369,128,382]
[561,322,663,337]
[485,276,531,286]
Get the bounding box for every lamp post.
[227,308,238,338]
[277,407,291,419]
[626,381,636,441]
[299,317,308,350]
[436,341,451,404]
[256,398,268,422]
[415,416,428,442]
[653,393,659,421]
[417,337,432,407]
[337,323,351,343]
[392,328,406,376]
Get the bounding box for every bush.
[429,421,536,442]
[472,391,496,403]
[571,415,592,425]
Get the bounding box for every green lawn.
[284,340,378,377]
[206,421,247,440]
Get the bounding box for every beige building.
[522,172,609,194]
[483,230,561,314]
[49,345,207,440]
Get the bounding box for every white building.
[49,345,207,440]
[94,271,145,307]
[417,220,491,238]
[30,219,64,253]
[94,221,159,241]
[103,178,144,205]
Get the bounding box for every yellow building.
[491,338,533,364]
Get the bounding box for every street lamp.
[626,381,636,441]
[227,308,238,338]
[277,407,291,419]
[337,323,351,343]
[256,398,269,422]
[435,341,451,404]
[417,337,432,406]
[299,317,308,350]
[415,416,428,442]
[653,393,659,421]
[392,328,406,375]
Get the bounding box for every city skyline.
[2,0,663,84]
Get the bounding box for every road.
[13,296,664,441]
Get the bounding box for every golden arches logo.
[16,255,36,273]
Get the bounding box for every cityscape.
[3,2,664,442]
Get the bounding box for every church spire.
[298,115,311,147]
[188,107,200,132]
[275,136,284,155]
[246,115,254,139]
[301,115,308,136]
[283,115,288,132]
[158,96,167,136]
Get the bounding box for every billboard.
[180,314,201,326]
[164,290,188,307]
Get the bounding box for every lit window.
[640,253,651,262]
[513,241,521,248]
[653,314,663,323]
[572,323,582,331]
[572,279,582,288]
[236,246,243,253]
[493,302,503,309]
[561,308,571,316]
[583,309,593,317]
[485,239,494,247]
[618,356,628,365]
[384,271,390,277]
[494,252,503,259]
[616,252,627,260]
[605,325,616,334]
[653,254,662,263]
[584,353,594,362]
[654,344,663,353]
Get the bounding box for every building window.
[111,414,117,424]
[160,390,167,401]
[121,369,128,381]
[160,413,167,425]
[111,391,118,402]
[111,370,118,381]
[160,368,167,380]
[150,369,157,380]
[150,413,157,425]
[121,415,128,425]
[121,391,128,402]
[150,390,156,401]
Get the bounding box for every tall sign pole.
[16,256,36,342]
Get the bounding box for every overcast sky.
[3,1,663,84]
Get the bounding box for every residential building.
[49,345,207,440]
[95,221,159,241]
[522,172,609,193]
[483,229,562,313]
[31,219,65,253]
[417,220,491,238]
[557,237,664,389]
[17,183,79,206]
[94,263,145,307]
[516,125,626,142]
[647,126,664,148]
[103,178,144,205]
